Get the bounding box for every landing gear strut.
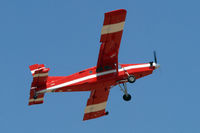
[119,83,131,101]
[33,89,38,99]
[117,68,136,101]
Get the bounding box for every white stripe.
[29,98,43,102]
[101,22,125,35]
[84,102,107,114]
[31,67,45,74]
[118,63,151,72]
[33,73,48,77]
[38,64,151,93]
[38,69,116,93]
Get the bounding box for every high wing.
[96,9,127,73]
[83,87,110,121]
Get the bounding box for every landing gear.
[105,111,109,115]
[128,75,136,83]
[118,83,132,101]
[33,95,38,99]
[117,71,136,101]
[123,94,131,101]
[33,89,38,99]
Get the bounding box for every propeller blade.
[154,51,157,63]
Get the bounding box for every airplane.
[28,9,160,121]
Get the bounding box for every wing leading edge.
[96,9,127,73]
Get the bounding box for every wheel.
[105,111,109,115]
[123,94,131,101]
[128,75,136,83]
[33,95,37,99]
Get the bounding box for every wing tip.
[105,9,127,15]
[83,110,108,121]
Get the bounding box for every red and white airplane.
[28,9,160,121]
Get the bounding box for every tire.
[105,111,109,115]
[123,94,131,101]
[128,75,136,83]
[33,95,38,99]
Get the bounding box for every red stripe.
[29,64,45,71]
[103,9,126,25]
[29,100,43,105]
[86,97,107,106]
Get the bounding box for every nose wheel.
[128,75,136,83]
[119,83,132,101]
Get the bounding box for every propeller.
[153,51,157,64]
[150,51,159,67]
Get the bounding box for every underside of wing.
[96,9,127,73]
[83,87,110,121]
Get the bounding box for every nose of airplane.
[155,63,160,69]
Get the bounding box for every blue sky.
[0,0,200,132]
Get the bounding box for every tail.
[28,64,50,106]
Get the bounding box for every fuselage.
[38,63,159,94]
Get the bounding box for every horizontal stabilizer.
[28,87,44,105]
[28,64,49,106]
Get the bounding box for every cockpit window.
[96,67,103,72]
[104,66,112,70]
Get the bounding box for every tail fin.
[28,64,50,106]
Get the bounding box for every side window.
[89,70,93,74]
